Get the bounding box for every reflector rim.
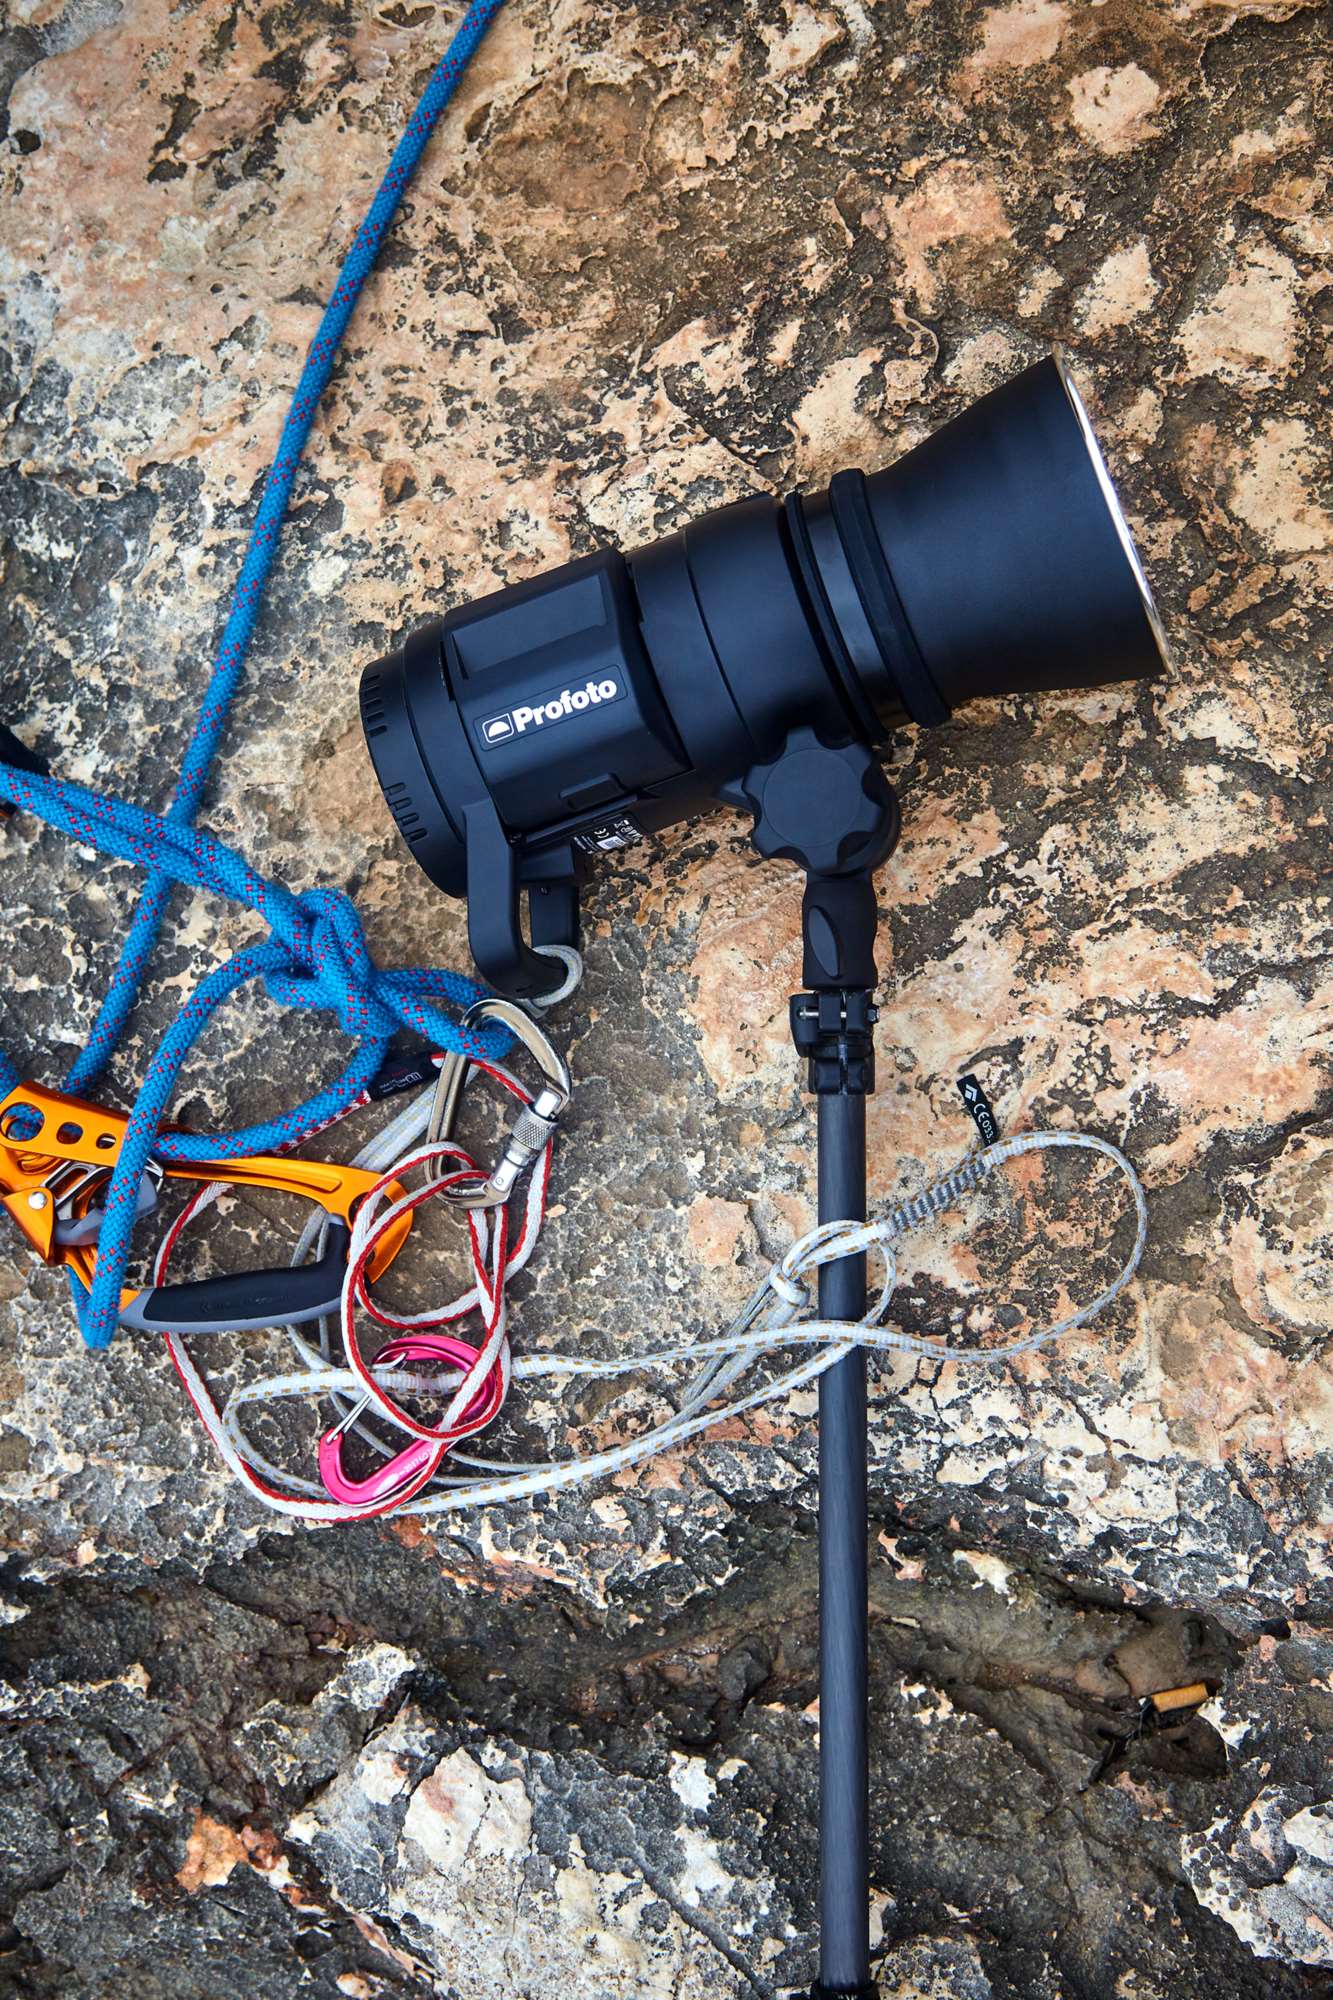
[1053,347,1172,673]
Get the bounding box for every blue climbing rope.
[0,0,510,1348]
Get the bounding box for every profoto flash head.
[360,353,1167,998]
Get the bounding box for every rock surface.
[1,1,1330,1995]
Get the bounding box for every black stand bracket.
[728,724,895,2000]
[791,988,877,1096]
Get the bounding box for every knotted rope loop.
[265,887,404,1043]
[768,1264,810,1310]
[0,760,511,1349]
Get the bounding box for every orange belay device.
[0,1080,412,1335]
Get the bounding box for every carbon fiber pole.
[791,980,880,2000]
[762,736,897,1998]
[814,1084,874,1996]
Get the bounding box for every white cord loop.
[156,1032,1148,1525]
[528,944,583,1009]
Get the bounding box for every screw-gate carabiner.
[427,997,571,1210]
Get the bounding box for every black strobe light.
[361,353,1166,1001]
[359,349,1169,2000]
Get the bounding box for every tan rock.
[1068,64,1162,155]
[961,0,1069,85]
[1178,236,1304,385]
[1078,241,1159,339]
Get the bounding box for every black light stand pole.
[815,1120,871,1988]
[820,1086,872,1987]
[792,904,882,2000]
[732,725,898,2000]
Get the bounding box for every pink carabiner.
[318,1431,445,1507]
[318,1332,501,1506]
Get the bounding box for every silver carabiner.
[427,998,571,1210]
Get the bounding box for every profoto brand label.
[477,674,625,750]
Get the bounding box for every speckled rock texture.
[1,1,1330,1995]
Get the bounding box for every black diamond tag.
[957,1073,1000,1146]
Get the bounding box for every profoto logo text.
[478,676,623,750]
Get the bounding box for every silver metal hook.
[429,999,572,1210]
